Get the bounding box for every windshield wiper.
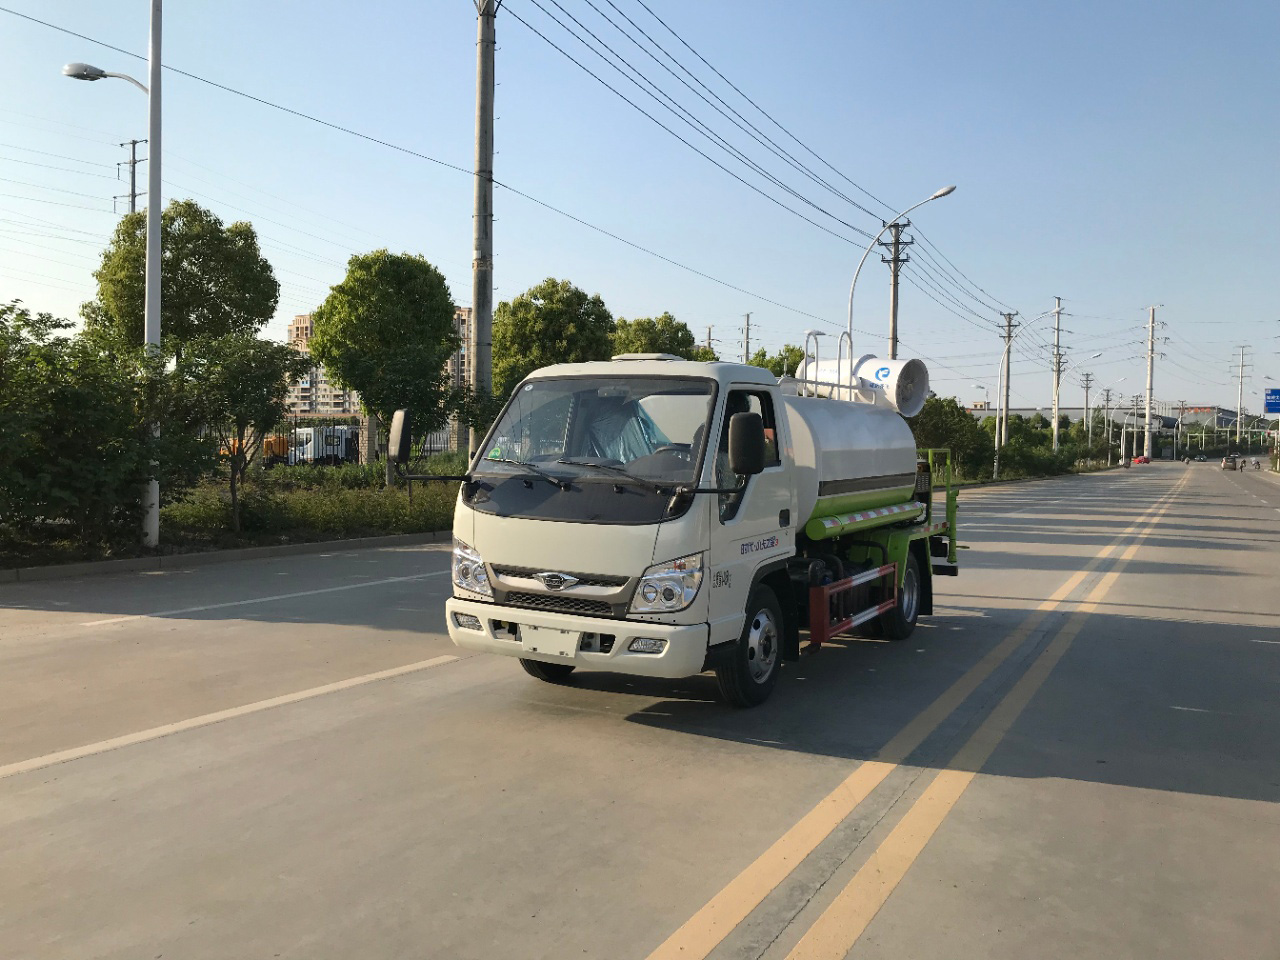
[485,457,570,490]
[556,458,672,494]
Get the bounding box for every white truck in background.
[390,352,959,706]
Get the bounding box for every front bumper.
[445,597,710,679]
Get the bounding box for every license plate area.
[519,624,580,659]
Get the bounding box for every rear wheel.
[879,552,921,641]
[716,585,783,707]
[519,658,577,683]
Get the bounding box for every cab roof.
[524,357,778,387]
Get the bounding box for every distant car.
[1134,455,1149,464]
[1195,455,1206,462]
[1222,455,1237,470]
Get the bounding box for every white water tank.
[781,394,919,526]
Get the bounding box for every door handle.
[779,509,790,527]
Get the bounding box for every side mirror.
[728,412,766,476]
[388,409,412,465]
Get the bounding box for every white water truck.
[390,351,959,706]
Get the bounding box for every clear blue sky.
[2,0,1277,415]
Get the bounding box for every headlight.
[630,553,703,613]
[452,538,492,597]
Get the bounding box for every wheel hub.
[746,609,778,683]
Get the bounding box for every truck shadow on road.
[575,609,1280,806]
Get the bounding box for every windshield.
[478,376,716,486]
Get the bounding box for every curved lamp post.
[61,61,149,94]
[63,0,163,547]
[846,185,956,359]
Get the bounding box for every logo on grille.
[535,572,579,591]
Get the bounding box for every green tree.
[908,395,992,479]
[180,333,312,534]
[493,278,613,395]
[85,200,279,358]
[689,345,720,362]
[747,344,805,378]
[0,300,213,548]
[310,250,460,437]
[612,312,699,358]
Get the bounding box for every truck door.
[706,388,796,647]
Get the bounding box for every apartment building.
[284,314,361,416]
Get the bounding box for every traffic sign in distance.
[1266,388,1280,414]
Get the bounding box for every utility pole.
[117,139,146,212]
[880,220,913,359]
[1082,372,1095,454]
[999,312,1018,447]
[141,0,162,547]
[1102,388,1114,466]
[1143,306,1156,459]
[1176,400,1186,458]
[1236,346,1247,447]
[468,0,498,455]
[1051,296,1063,452]
[742,312,751,362]
[706,325,713,354]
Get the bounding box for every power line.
[627,0,895,219]
[505,1,875,246]
[588,0,884,222]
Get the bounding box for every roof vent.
[610,353,684,362]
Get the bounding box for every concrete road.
[1,463,1277,959]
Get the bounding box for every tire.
[715,585,783,708]
[879,551,922,642]
[519,658,577,683]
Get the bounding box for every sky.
[2,0,1278,417]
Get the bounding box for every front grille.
[506,592,615,618]
[492,566,628,588]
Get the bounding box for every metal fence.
[205,416,458,469]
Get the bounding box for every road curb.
[4,531,448,584]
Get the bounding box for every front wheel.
[879,552,922,641]
[520,658,577,683]
[716,585,783,708]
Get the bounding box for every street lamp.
[846,185,956,359]
[61,61,149,94]
[63,0,163,547]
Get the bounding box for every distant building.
[447,306,472,389]
[284,314,361,417]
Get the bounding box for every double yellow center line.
[648,474,1188,960]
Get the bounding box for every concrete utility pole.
[1102,388,1114,465]
[1143,306,1157,459]
[742,313,751,362]
[880,221,913,360]
[469,0,498,455]
[1176,400,1186,458]
[706,325,713,353]
[1051,297,1063,452]
[1082,372,1094,453]
[1236,346,1247,446]
[117,139,145,212]
[141,0,163,547]
[999,312,1018,446]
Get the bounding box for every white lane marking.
[81,571,450,627]
[0,654,462,780]
[1170,705,1211,713]
[1247,638,1280,645]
